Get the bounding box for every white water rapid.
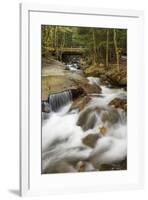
[42,77,127,173]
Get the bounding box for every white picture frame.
[20,3,144,196]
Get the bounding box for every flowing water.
[42,76,127,173]
[87,76,100,86]
[48,90,72,112]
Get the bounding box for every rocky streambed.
[41,58,127,173]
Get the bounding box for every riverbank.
[84,64,127,88]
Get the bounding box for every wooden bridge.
[44,47,87,55]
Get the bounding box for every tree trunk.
[106,29,109,68]
[59,31,66,61]
[50,27,54,48]
[54,26,59,59]
[92,29,97,65]
[113,29,120,71]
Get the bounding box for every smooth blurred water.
[42,77,127,173]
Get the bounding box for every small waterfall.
[87,77,100,86]
[48,90,72,112]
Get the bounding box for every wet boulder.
[108,98,127,111]
[99,158,127,171]
[42,101,50,113]
[106,67,127,87]
[42,75,79,101]
[82,133,101,148]
[76,161,95,172]
[98,126,108,136]
[101,108,121,125]
[70,96,91,111]
[71,87,86,99]
[84,65,105,77]
[77,107,101,131]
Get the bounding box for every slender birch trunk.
[113,29,120,71]
[92,29,97,65]
[106,29,109,68]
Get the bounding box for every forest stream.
[41,57,127,173]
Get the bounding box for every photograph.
[41,25,127,174]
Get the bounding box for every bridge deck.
[43,47,87,54]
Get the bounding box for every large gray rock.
[77,107,101,131]
[42,59,101,101]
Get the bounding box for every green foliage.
[41,25,127,65]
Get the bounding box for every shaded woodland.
[42,25,127,71]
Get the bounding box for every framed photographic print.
[20,3,144,196]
